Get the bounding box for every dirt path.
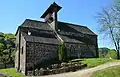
[27,61,120,77]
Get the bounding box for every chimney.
[41,2,62,31]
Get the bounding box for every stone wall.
[26,42,96,70]
[65,43,96,58]
[26,42,59,70]
[15,30,19,70]
[19,33,26,74]
[87,35,97,45]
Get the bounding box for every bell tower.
[41,2,62,31]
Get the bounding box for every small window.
[16,44,19,49]
[47,17,53,23]
[21,46,23,54]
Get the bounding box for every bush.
[58,43,67,62]
[99,52,105,58]
[105,49,117,59]
[99,48,118,59]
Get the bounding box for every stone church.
[15,2,98,75]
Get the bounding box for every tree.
[0,32,16,64]
[96,1,120,59]
[106,49,117,59]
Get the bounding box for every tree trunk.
[117,49,119,59]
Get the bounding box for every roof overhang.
[41,2,62,18]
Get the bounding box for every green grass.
[0,58,116,77]
[0,68,24,77]
[71,58,114,68]
[92,65,120,77]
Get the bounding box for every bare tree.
[96,1,120,59]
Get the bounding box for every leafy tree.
[0,32,16,64]
[106,49,117,59]
[4,33,15,40]
[0,43,4,56]
[96,1,120,59]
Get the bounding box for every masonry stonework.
[26,42,59,70]
[65,43,96,58]
[19,33,26,74]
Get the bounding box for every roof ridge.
[58,21,86,27]
[25,19,45,23]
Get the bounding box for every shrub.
[58,43,67,62]
[105,49,117,59]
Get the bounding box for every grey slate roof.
[41,2,62,18]
[20,19,96,35]
[23,34,59,44]
[56,21,97,43]
[57,21,97,35]
[60,35,83,43]
[21,19,53,31]
[17,19,97,44]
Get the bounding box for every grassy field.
[92,65,120,77]
[0,68,24,77]
[72,58,114,68]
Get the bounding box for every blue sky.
[0,0,113,48]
